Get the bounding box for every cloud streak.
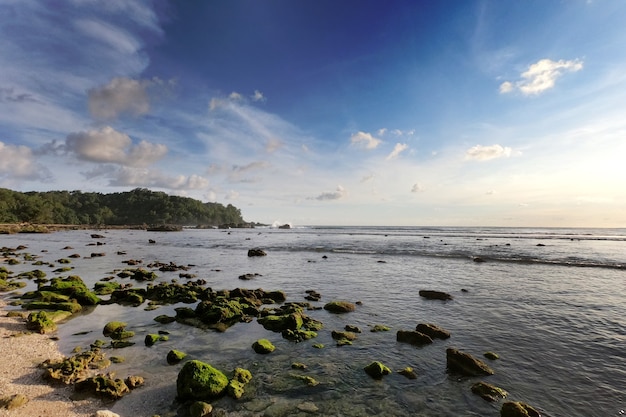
[500,58,583,95]
[465,144,512,161]
[350,131,382,150]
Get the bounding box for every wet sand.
[0,300,103,417]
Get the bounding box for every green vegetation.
[0,188,245,226]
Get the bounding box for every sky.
[1,0,626,227]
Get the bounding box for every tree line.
[0,188,246,226]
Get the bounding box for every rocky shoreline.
[0,234,544,417]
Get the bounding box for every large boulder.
[252,339,275,354]
[176,360,229,401]
[446,348,494,376]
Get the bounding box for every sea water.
[1,226,625,416]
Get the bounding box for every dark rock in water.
[239,273,262,280]
[471,381,508,402]
[278,224,291,229]
[419,290,453,301]
[90,234,105,239]
[167,350,187,365]
[396,330,433,346]
[484,351,500,360]
[345,324,362,333]
[247,248,267,257]
[148,239,156,244]
[473,256,486,262]
[536,243,545,247]
[363,361,391,380]
[323,300,356,313]
[177,360,229,401]
[331,330,358,341]
[190,401,212,417]
[304,289,321,301]
[446,347,494,376]
[500,401,541,417]
[416,323,450,339]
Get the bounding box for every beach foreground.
[0,300,103,417]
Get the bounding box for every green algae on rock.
[252,338,275,354]
[189,401,213,417]
[364,361,392,380]
[484,351,500,360]
[26,311,58,334]
[176,360,229,401]
[227,367,253,399]
[398,367,418,379]
[167,349,187,365]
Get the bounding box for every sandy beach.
[0,300,103,417]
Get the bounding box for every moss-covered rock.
[227,367,252,399]
[42,348,108,384]
[500,401,541,417]
[166,349,187,365]
[75,374,130,400]
[154,314,177,324]
[364,361,391,380]
[323,301,356,313]
[43,275,101,305]
[189,401,213,417]
[144,334,168,346]
[282,329,318,342]
[0,278,26,292]
[93,281,122,295]
[252,339,275,354]
[176,360,229,401]
[370,324,391,332]
[291,374,319,386]
[103,321,127,337]
[23,301,82,313]
[446,348,494,376]
[471,381,508,402]
[25,311,64,334]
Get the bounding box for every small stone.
[471,381,508,402]
[484,351,500,360]
[189,401,213,417]
[364,361,391,379]
[398,367,417,379]
[500,401,541,417]
[297,401,319,413]
[252,338,275,354]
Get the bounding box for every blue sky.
[1,0,625,227]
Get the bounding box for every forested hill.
[0,188,247,226]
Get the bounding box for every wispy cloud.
[411,183,425,193]
[313,185,347,201]
[500,58,583,95]
[350,131,382,150]
[88,77,151,120]
[465,144,512,161]
[386,143,409,160]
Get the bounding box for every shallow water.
[2,227,625,416]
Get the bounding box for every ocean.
[1,226,625,416]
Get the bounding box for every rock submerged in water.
[176,360,229,401]
[323,300,356,313]
[396,330,433,346]
[247,248,267,257]
[446,347,494,376]
[167,349,187,365]
[471,381,508,402]
[419,290,453,301]
[501,401,541,417]
[416,323,451,339]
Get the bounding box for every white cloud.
[377,128,387,136]
[88,77,151,120]
[465,144,512,161]
[229,92,243,101]
[65,126,167,167]
[350,131,382,150]
[0,141,48,180]
[314,185,347,201]
[251,90,265,102]
[386,143,409,160]
[500,58,583,95]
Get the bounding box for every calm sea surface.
[1,226,625,417]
